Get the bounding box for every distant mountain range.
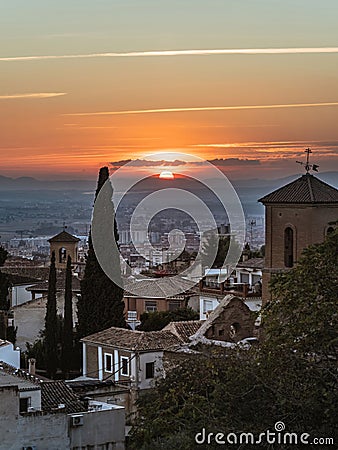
[0,172,337,191]
[0,175,95,191]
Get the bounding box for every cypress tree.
[0,246,11,340]
[45,251,58,378]
[61,255,73,378]
[78,166,126,338]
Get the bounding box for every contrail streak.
[65,102,338,117]
[1,47,338,61]
[0,92,66,99]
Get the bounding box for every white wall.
[11,284,42,307]
[138,351,164,390]
[199,295,220,320]
[19,389,41,410]
[0,341,20,368]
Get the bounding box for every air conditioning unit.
[22,446,37,450]
[71,414,84,426]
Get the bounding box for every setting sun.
[159,170,174,179]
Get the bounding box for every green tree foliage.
[137,307,199,332]
[78,166,126,338]
[61,255,73,377]
[0,272,10,312]
[0,246,8,266]
[201,232,230,269]
[25,314,64,374]
[0,246,10,311]
[0,246,11,340]
[44,251,58,378]
[129,231,338,449]
[265,229,338,358]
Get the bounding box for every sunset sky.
[1,0,338,179]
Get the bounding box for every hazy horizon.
[1,1,338,179]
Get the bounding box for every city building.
[123,277,197,321]
[48,230,80,269]
[0,362,125,449]
[259,172,338,304]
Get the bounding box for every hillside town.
[0,159,337,449]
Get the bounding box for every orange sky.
[1,1,338,179]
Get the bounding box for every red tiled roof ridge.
[259,173,338,204]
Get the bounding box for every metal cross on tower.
[296,148,319,173]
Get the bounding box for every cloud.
[64,102,338,117]
[1,47,338,62]
[0,92,66,99]
[192,140,338,150]
[109,158,260,170]
[209,158,260,166]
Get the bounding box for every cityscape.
[1,1,338,449]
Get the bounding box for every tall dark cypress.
[61,255,73,378]
[45,251,58,378]
[0,246,9,314]
[78,166,126,338]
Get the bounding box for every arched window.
[327,226,334,235]
[284,227,294,268]
[59,247,67,263]
[229,322,241,340]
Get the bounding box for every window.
[145,300,157,312]
[218,329,224,336]
[168,300,181,311]
[120,356,129,376]
[19,396,31,413]
[104,353,113,373]
[145,362,155,379]
[327,226,334,235]
[284,227,294,268]
[59,247,67,263]
[203,300,214,314]
[229,322,241,340]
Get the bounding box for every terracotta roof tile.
[124,277,196,298]
[82,327,182,351]
[26,275,81,292]
[236,258,264,269]
[48,231,80,243]
[259,174,338,204]
[162,321,203,343]
[41,381,85,414]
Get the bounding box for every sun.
[159,170,174,179]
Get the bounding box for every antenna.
[296,148,319,173]
[249,219,256,245]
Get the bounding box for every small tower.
[48,230,80,269]
[259,149,338,304]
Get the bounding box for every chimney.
[28,358,36,375]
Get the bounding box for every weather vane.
[296,148,319,173]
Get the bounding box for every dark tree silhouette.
[61,255,73,377]
[78,166,125,338]
[0,246,11,340]
[44,251,58,378]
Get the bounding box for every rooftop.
[162,320,203,343]
[124,276,196,299]
[82,327,183,351]
[259,174,338,204]
[26,275,81,293]
[0,339,11,348]
[0,362,41,391]
[41,380,85,414]
[48,230,80,243]
[237,258,264,269]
